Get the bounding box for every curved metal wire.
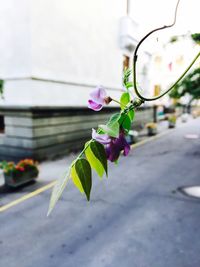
[133,0,200,101]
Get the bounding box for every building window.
[154,85,161,96]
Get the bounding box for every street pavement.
[0,117,200,267]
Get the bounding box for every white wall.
[31,0,125,88]
[3,79,122,106]
[0,0,31,78]
[0,0,151,106]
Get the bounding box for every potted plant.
[0,159,39,187]
[125,130,139,144]
[191,33,200,45]
[145,122,158,136]
[181,113,188,123]
[192,109,200,118]
[168,114,177,128]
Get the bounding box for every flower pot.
[181,114,188,123]
[147,127,157,136]
[168,122,176,128]
[4,168,39,187]
[125,130,139,144]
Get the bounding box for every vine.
[48,0,200,215]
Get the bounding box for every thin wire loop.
[133,0,200,101]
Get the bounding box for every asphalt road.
[0,118,200,267]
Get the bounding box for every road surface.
[0,118,200,267]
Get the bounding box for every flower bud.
[104,96,112,105]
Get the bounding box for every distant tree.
[169,67,200,111]
[191,33,200,45]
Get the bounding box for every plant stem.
[112,98,126,108]
[71,98,144,168]
[133,51,200,101]
[132,0,200,101]
[77,140,93,160]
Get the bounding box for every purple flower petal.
[92,129,111,145]
[123,141,130,156]
[106,131,130,162]
[90,86,107,105]
[88,100,103,111]
[106,143,121,162]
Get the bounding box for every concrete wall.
[0,106,113,160]
[0,106,153,161]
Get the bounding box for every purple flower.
[88,86,107,111]
[106,131,130,162]
[92,129,111,145]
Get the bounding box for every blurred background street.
[0,0,199,266]
[0,117,200,267]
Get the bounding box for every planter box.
[4,168,39,187]
[147,128,157,136]
[181,114,188,123]
[168,122,176,128]
[125,130,139,144]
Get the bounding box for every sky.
[130,0,199,36]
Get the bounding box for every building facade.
[0,0,153,160]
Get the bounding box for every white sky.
[130,0,199,36]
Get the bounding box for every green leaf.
[123,68,132,85]
[108,113,121,126]
[120,92,130,109]
[0,160,8,169]
[128,109,135,121]
[89,141,108,176]
[47,169,71,216]
[99,122,119,138]
[119,114,131,132]
[122,115,131,132]
[71,165,84,193]
[114,159,119,165]
[85,146,104,178]
[75,159,92,201]
[123,68,131,79]
[99,113,120,138]
[124,68,131,76]
[125,82,133,89]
